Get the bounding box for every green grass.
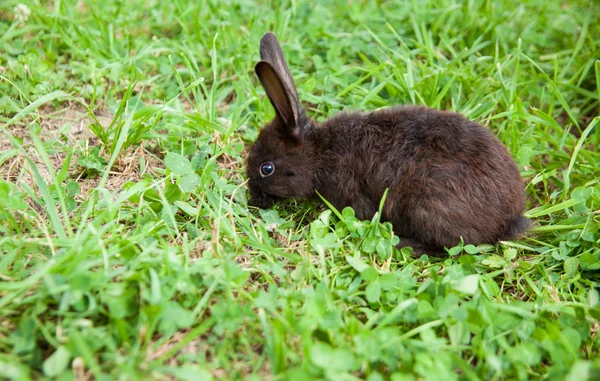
[1,0,599,380]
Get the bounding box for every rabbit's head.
[246,33,317,208]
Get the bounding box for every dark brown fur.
[247,33,530,256]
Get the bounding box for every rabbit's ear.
[255,32,302,140]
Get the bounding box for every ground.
[0,0,599,380]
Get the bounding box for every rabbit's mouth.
[249,186,277,209]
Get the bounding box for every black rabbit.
[246,32,530,256]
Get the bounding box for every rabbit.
[246,32,530,256]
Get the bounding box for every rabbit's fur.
[247,32,530,256]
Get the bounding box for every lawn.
[1,0,599,380]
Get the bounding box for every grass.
[1,0,599,380]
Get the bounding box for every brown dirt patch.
[1,103,112,185]
[1,102,164,208]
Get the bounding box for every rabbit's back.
[313,105,527,248]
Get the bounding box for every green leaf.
[448,322,469,346]
[175,201,200,217]
[365,280,381,303]
[361,266,378,282]
[180,172,201,193]
[561,328,582,352]
[66,181,80,196]
[588,288,599,307]
[345,255,369,273]
[476,244,495,253]
[417,300,435,318]
[0,181,10,198]
[159,302,195,334]
[565,361,591,381]
[342,206,355,219]
[571,186,592,202]
[564,257,580,277]
[42,346,70,377]
[580,253,600,270]
[481,254,506,268]
[65,197,77,212]
[260,209,286,230]
[149,268,161,305]
[526,198,583,218]
[142,188,161,203]
[367,372,384,381]
[310,342,356,372]
[310,233,339,256]
[378,298,418,327]
[345,216,365,234]
[376,238,392,259]
[447,242,463,256]
[379,272,398,289]
[391,373,417,381]
[127,95,146,112]
[463,244,479,254]
[77,152,107,171]
[191,150,208,171]
[362,237,378,253]
[102,285,137,319]
[318,209,332,225]
[0,181,28,210]
[164,183,183,202]
[510,343,541,366]
[451,274,479,295]
[165,152,194,175]
[255,288,278,311]
[504,247,518,260]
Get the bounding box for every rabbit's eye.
[260,162,275,177]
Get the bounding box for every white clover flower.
[14,4,31,24]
